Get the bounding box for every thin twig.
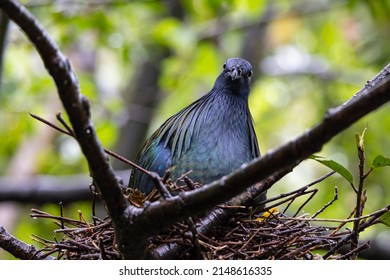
[29,113,151,177]
[280,207,387,223]
[311,186,338,218]
[337,242,370,260]
[351,128,367,258]
[292,189,318,217]
[31,112,173,199]
[56,112,75,136]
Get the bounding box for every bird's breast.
[170,95,254,185]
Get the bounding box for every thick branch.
[0,0,128,228]
[0,225,55,260]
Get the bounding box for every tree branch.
[0,0,130,255]
[0,0,127,213]
[0,225,55,260]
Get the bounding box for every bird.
[129,57,265,202]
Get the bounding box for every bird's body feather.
[130,58,262,198]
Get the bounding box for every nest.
[30,174,376,260]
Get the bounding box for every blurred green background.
[1,0,390,259]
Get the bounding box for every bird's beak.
[229,67,241,80]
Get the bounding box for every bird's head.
[215,57,253,97]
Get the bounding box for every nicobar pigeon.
[129,57,265,202]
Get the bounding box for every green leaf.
[379,211,390,227]
[309,155,354,184]
[372,155,390,168]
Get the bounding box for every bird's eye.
[248,71,253,78]
[223,63,226,70]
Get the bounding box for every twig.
[351,128,367,258]
[31,112,176,200]
[30,113,71,136]
[56,112,75,136]
[59,202,64,229]
[337,242,370,260]
[260,171,335,214]
[330,202,357,236]
[31,208,86,226]
[149,171,171,199]
[264,171,335,206]
[292,189,318,217]
[31,112,174,200]
[280,207,388,223]
[311,186,338,218]
[29,113,150,176]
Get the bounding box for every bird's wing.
[156,92,214,158]
[130,93,213,192]
[247,109,261,158]
[130,140,172,193]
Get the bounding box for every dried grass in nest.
[30,178,371,260]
